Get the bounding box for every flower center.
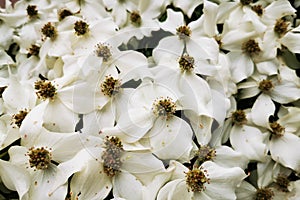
[34,80,57,100]
[231,110,247,126]
[102,136,123,177]
[26,5,38,19]
[176,25,191,40]
[185,168,209,192]
[255,188,274,200]
[100,76,121,97]
[179,54,194,72]
[240,0,253,5]
[74,20,89,36]
[58,8,73,21]
[27,44,40,58]
[258,79,273,93]
[95,43,112,62]
[130,11,142,26]
[251,5,264,16]
[27,147,52,170]
[12,109,28,128]
[242,39,261,56]
[270,121,285,137]
[275,174,290,192]
[274,18,289,37]
[41,22,57,40]
[152,97,176,118]
[0,86,7,98]
[197,146,216,163]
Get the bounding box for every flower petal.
[270,133,300,172]
[230,125,268,162]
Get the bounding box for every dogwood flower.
[157,160,247,200]
[50,136,168,200]
[158,9,219,63]
[102,79,194,161]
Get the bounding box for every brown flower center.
[100,76,121,97]
[41,22,57,40]
[270,121,285,137]
[274,18,289,37]
[255,188,274,200]
[130,11,142,26]
[102,136,123,177]
[179,54,194,72]
[27,147,52,170]
[231,110,247,126]
[242,39,261,56]
[95,43,112,62]
[185,168,209,192]
[176,25,191,40]
[275,174,290,192]
[34,80,57,100]
[251,5,264,16]
[152,97,176,118]
[258,79,274,93]
[58,9,73,21]
[197,146,216,163]
[27,5,38,19]
[74,20,89,36]
[27,44,40,58]
[12,109,28,128]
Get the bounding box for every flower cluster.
[0,0,300,199]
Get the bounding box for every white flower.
[115,0,163,44]
[266,110,300,172]
[158,9,219,62]
[50,136,168,200]
[102,80,194,161]
[157,160,247,200]
[7,125,89,199]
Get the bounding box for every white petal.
[202,161,247,200]
[251,94,275,128]
[184,110,213,145]
[121,152,164,175]
[43,99,79,132]
[81,107,115,136]
[2,76,36,110]
[50,148,100,193]
[29,167,67,200]
[116,108,155,143]
[257,156,280,188]
[58,82,97,114]
[228,52,254,83]
[186,37,219,62]
[153,36,184,59]
[113,172,143,200]
[270,133,300,172]
[256,59,279,76]
[230,125,267,162]
[149,116,193,161]
[70,158,112,200]
[264,0,296,23]
[271,81,300,104]
[281,31,300,53]
[157,179,192,200]
[113,51,149,80]
[214,146,248,169]
[159,9,184,34]
[142,169,174,200]
[179,73,213,116]
[0,160,30,199]
[235,181,256,200]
